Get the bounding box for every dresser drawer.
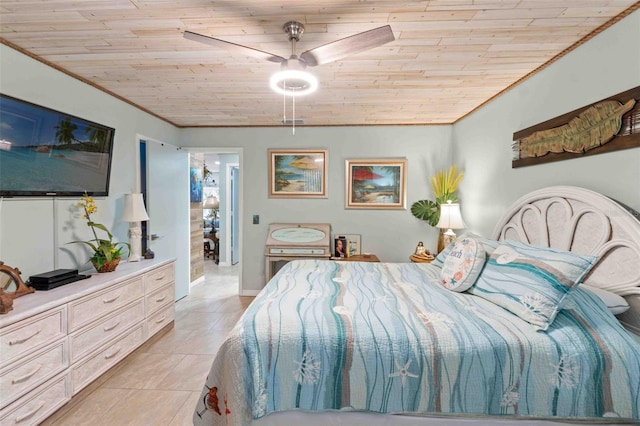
[144,263,174,294]
[0,306,66,369]
[0,372,69,426]
[145,283,174,317]
[68,277,144,332]
[146,303,175,338]
[69,299,145,363]
[70,324,144,395]
[0,341,67,409]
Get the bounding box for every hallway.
[44,262,251,425]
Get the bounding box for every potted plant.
[68,193,130,272]
[410,165,463,250]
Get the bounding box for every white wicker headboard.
[492,186,640,334]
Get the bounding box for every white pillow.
[433,232,498,268]
[440,236,486,292]
[581,284,629,315]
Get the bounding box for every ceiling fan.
[184,21,394,96]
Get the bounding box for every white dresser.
[0,258,175,426]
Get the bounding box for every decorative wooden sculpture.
[517,99,635,158]
[0,289,13,314]
[0,261,36,300]
[513,85,640,168]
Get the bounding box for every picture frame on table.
[335,234,361,257]
[269,149,328,198]
[334,236,348,258]
[345,158,407,209]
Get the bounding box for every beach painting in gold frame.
[346,158,407,209]
[268,149,327,198]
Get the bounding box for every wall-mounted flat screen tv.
[0,94,115,197]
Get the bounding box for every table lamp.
[436,200,465,253]
[203,195,219,216]
[121,193,150,262]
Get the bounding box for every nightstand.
[332,254,379,262]
[410,254,434,263]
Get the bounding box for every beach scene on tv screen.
[0,96,114,194]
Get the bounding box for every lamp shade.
[203,195,219,210]
[121,193,150,222]
[436,201,465,230]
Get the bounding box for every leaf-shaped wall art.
[517,98,636,159]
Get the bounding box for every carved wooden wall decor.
[512,86,640,168]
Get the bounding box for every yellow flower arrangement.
[69,193,129,272]
[411,165,464,227]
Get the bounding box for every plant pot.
[92,257,121,273]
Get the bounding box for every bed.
[193,186,640,425]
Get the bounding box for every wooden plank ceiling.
[1,1,638,127]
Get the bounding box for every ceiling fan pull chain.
[283,81,287,124]
[292,90,296,135]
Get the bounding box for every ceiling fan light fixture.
[270,69,318,96]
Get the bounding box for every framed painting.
[269,149,327,198]
[346,158,407,209]
[190,166,203,203]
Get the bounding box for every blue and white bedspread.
[194,260,640,425]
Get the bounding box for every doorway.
[189,148,243,294]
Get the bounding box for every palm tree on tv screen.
[54,118,78,147]
[85,125,107,152]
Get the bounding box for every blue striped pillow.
[467,240,598,331]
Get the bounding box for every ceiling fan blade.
[300,25,394,67]
[184,30,285,64]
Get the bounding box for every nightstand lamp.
[121,193,150,262]
[436,200,465,253]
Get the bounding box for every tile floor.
[44,261,251,426]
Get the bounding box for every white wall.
[0,45,182,280]
[454,9,640,239]
[181,125,453,291]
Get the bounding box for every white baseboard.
[240,289,260,296]
[190,275,205,289]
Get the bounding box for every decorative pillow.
[580,284,630,315]
[440,237,486,292]
[467,240,598,331]
[433,232,499,268]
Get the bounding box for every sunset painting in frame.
[346,158,407,209]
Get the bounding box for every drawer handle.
[15,401,45,423]
[9,329,41,345]
[104,347,122,359]
[155,315,166,324]
[155,274,166,281]
[103,320,121,332]
[12,364,43,384]
[155,295,167,303]
[103,294,121,304]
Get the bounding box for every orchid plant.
[69,193,129,271]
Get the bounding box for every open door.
[141,139,190,300]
